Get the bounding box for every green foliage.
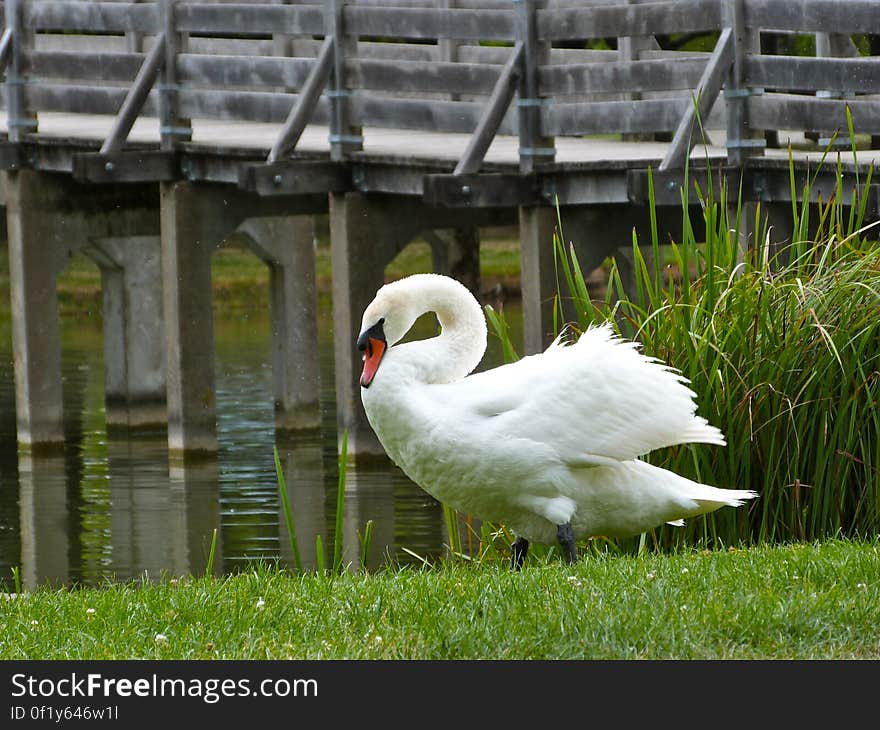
[543,144,879,550]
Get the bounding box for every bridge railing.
[0,0,877,187]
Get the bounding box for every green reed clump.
[544,148,880,550]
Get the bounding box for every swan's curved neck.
[393,275,487,384]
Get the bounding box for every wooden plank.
[627,167,732,206]
[540,57,707,96]
[25,2,159,33]
[744,0,880,34]
[352,94,517,135]
[343,6,515,41]
[72,151,179,183]
[660,27,734,171]
[177,54,315,91]
[178,89,331,125]
[423,172,539,207]
[543,98,689,136]
[750,94,880,133]
[25,84,153,115]
[346,58,501,96]
[537,0,721,42]
[29,51,144,82]
[238,160,350,196]
[745,56,880,95]
[175,3,325,36]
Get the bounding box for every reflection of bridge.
[1,0,878,456]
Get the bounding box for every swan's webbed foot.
[556,522,577,564]
[511,536,529,571]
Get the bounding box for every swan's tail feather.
[681,417,726,447]
[695,488,759,510]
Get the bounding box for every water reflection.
[0,293,522,588]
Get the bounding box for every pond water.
[0,283,523,588]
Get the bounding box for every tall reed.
[544,146,880,549]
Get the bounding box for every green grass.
[1,539,877,659]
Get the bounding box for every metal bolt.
[665,180,677,192]
[105,161,114,173]
[273,174,283,186]
[461,185,471,196]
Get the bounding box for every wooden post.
[325,0,362,161]
[159,0,191,151]
[722,0,763,168]
[515,0,554,174]
[5,0,36,142]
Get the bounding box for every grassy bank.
[1,539,877,659]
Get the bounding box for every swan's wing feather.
[425,323,723,461]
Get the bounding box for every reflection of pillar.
[18,453,70,588]
[237,217,320,432]
[167,455,223,577]
[275,431,327,571]
[86,237,166,431]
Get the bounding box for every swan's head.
[357,280,423,388]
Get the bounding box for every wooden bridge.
[1,0,878,456]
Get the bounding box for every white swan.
[357,273,757,567]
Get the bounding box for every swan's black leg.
[556,522,577,564]
[511,537,529,570]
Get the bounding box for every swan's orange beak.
[359,337,386,388]
[357,320,387,388]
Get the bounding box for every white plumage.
[357,273,756,562]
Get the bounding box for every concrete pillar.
[5,170,75,447]
[237,216,321,432]
[426,226,481,298]
[328,193,421,456]
[519,205,559,354]
[86,236,166,431]
[160,181,219,454]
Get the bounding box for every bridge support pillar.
[426,226,481,298]
[237,216,321,432]
[329,192,422,456]
[86,236,166,431]
[160,181,219,455]
[519,205,559,354]
[4,170,68,447]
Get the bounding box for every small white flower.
[374,635,383,644]
[646,572,656,580]
[792,574,799,580]
[256,598,266,609]
[567,576,582,587]
[856,583,867,589]
[681,567,689,574]
[86,608,96,615]
[155,633,168,644]
[30,620,38,626]
[680,605,688,611]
